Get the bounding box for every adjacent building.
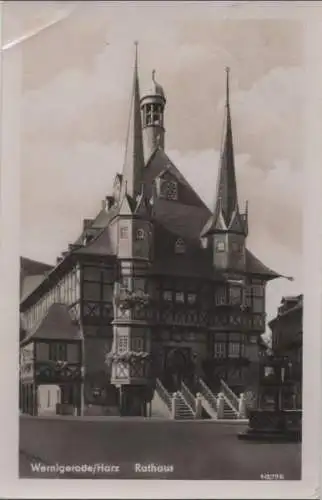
[19,47,286,417]
[268,295,303,409]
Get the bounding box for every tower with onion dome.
[140,69,166,163]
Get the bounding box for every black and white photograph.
[0,1,321,497]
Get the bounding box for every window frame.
[216,241,225,253]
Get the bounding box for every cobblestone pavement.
[20,419,301,480]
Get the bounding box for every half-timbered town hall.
[20,45,284,418]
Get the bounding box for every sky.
[3,1,304,328]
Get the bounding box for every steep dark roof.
[20,257,52,275]
[74,224,116,257]
[245,250,281,280]
[144,148,206,209]
[22,303,81,345]
[20,257,53,300]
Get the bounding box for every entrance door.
[163,347,192,392]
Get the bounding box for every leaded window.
[228,342,240,358]
[118,336,128,353]
[214,342,226,358]
[229,286,242,305]
[132,337,144,352]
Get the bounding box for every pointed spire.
[134,182,152,218]
[122,41,145,202]
[214,67,238,227]
[119,181,134,216]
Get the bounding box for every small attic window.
[216,241,225,252]
[175,238,186,254]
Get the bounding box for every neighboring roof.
[245,250,281,280]
[20,257,52,276]
[20,257,53,300]
[21,274,46,302]
[22,303,81,345]
[268,294,303,329]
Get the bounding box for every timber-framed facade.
[19,47,286,417]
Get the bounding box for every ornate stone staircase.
[151,377,248,421]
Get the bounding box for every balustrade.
[181,381,196,413]
[198,378,218,412]
[155,378,172,411]
[220,378,239,411]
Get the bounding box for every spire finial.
[134,40,139,69]
[225,66,230,108]
[152,69,156,82]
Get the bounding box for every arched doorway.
[163,347,192,392]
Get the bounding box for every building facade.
[267,295,303,409]
[20,48,284,416]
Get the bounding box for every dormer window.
[216,241,225,252]
[136,228,145,241]
[175,238,186,254]
[166,180,178,200]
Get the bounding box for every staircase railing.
[181,381,196,413]
[155,378,172,412]
[220,379,239,412]
[198,378,218,413]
